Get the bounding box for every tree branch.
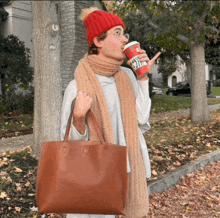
[175,35,192,47]
[134,1,167,33]
[191,2,211,42]
[133,0,192,47]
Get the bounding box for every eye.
[114,31,121,37]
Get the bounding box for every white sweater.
[61,67,152,218]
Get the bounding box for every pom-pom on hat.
[79,7,125,45]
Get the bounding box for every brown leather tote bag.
[36,103,127,215]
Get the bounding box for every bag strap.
[64,99,106,145]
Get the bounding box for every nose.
[122,35,128,44]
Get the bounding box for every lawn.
[211,86,220,96]
[151,95,220,113]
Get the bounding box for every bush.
[0,101,9,115]
[213,79,220,87]
[1,85,34,115]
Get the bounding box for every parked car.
[166,81,211,96]
[152,86,163,95]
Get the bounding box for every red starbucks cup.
[123,41,149,77]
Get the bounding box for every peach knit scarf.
[74,54,149,218]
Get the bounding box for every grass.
[211,86,220,96]
[151,95,220,114]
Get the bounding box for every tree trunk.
[190,44,211,122]
[32,1,62,159]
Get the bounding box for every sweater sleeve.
[60,80,89,141]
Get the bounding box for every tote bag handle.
[64,99,106,145]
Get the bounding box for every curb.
[147,149,220,197]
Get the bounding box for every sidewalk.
[0,134,33,153]
[0,104,220,196]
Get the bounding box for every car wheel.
[168,92,174,96]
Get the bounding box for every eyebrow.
[114,28,124,32]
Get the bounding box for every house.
[167,61,216,88]
[150,55,216,88]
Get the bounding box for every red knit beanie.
[79,7,125,45]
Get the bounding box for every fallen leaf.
[174,161,181,166]
[2,176,12,182]
[211,186,216,191]
[180,202,189,206]
[0,151,7,156]
[0,160,7,167]
[152,170,158,176]
[17,186,22,192]
[167,166,176,171]
[206,143,211,147]
[14,167,23,173]
[0,192,7,199]
[28,193,35,196]
[30,206,38,212]
[194,180,200,185]
[200,176,206,180]
[15,207,21,212]
[25,181,31,187]
[186,206,191,211]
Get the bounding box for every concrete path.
[0,134,33,153]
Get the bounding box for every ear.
[93,37,104,49]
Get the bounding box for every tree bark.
[32,1,62,159]
[190,44,211,122]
